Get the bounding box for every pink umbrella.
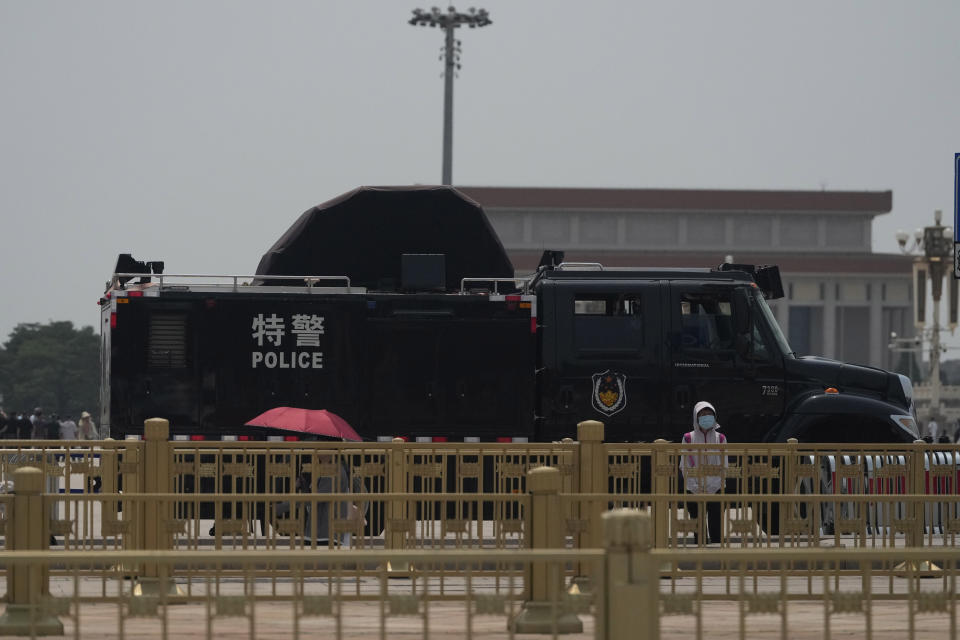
[244,407,362,441]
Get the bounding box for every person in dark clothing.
[44,414,61,440]
[16,412,32,439]
[0,410,8,438]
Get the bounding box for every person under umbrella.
[245,408,366,545]
[244,407,363,441]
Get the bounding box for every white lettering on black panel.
[251,313,326,369]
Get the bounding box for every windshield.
[753,290,793,358]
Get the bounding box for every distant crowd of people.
[0,407,100,440]
[923,417,960,444]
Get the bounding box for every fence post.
[601,509,657,640]
[781,438,799,539]
[385,437,410,576]
[107,437,141,578]
[652,439,670,548]
[0,467,64,636]
[892,439,942,577]
[909,439,926,548]
[122,434,144,560]
[512,466,583,634]
[133,418,182,597]
[570,420,605,594]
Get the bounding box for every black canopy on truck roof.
[255,185,515,291]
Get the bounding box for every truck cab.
[534,262,919,444]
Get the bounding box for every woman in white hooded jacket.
[679,401,728,544]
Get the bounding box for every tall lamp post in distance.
[409,6,492,185]
[896,209,958,429]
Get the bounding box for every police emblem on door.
[591,370,627,416]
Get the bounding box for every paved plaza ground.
[6,472,954,637]
[33,572,957,639]
[48,601,957,640]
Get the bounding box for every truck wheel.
[753,454,826,537]
[761,457,836,536]
[755,473,824,537]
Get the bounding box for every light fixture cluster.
[409,6,492,29]
[896,209,953,257]
[408,6,492,185]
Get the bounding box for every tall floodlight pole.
[409,6,492,185]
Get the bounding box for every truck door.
[539,279,663,442]
[366,320,444,434]
[667,284,785,442]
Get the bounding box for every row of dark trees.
[0,321,99,420]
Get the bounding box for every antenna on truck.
[537,250,565,270]
[525,249,567,290]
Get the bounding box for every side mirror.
[756,265,784,300]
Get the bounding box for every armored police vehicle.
[99,186,918,444]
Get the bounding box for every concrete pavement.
[33,572,958,639]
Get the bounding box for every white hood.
[692,401,720,431]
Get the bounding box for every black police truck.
[100,186,919,445]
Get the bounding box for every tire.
[754,456,823,537]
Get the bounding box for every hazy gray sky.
[1,1,959,343]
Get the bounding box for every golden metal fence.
[4,419,960,638]
[0,420,960,548]
[0,548,600,639]
[1,509,958,639]
[41,492,533,556]
[1,419,958,558]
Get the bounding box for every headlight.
[890,414,919,438]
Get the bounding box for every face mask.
[697,414,716,430]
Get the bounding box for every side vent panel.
[148,313,188,368]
